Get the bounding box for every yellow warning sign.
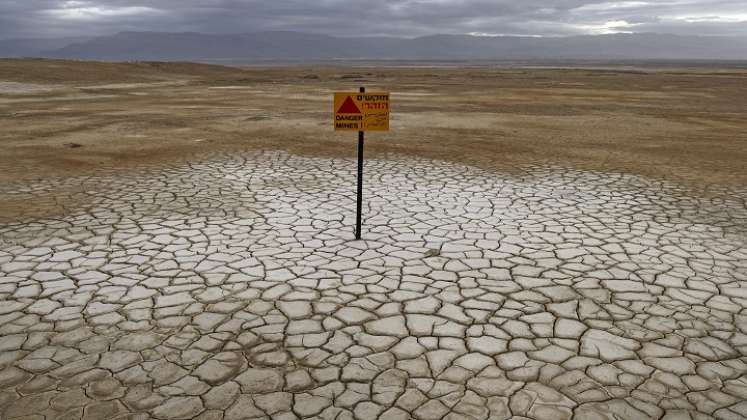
[334,92,390,132]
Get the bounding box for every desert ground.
[1,59,747,220]
[1,59,747,420]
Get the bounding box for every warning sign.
[334,92,389,132]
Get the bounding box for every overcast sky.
[2,0,747,40]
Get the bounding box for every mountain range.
[0,37,92,58]
[2,31,747,62]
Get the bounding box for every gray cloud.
[2,0,746,39]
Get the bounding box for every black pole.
[356,87,365,240]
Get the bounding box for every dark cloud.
[2,0,746,39]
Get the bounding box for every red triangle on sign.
[337,96,362,114]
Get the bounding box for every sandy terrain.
[1,59,747,420]
[1,59,746,221]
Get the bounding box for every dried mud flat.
[1,60,747,420]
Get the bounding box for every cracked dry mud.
[1,151,747,420]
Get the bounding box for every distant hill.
[2,31,747,62]
[0,37,91,57]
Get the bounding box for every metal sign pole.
[356,86,365,240]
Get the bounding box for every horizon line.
[4,30,747,42]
